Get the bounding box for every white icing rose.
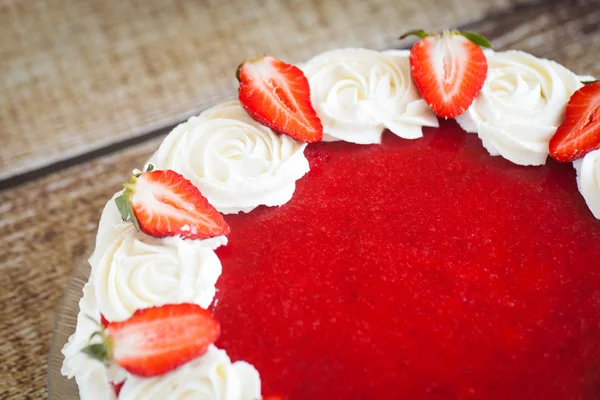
[90,226,223,323]
[153,101,310,214]
[302,48,439,144]
[574,149,600,219]
[61,282,125,400]
[119,346,261,400]
[456,50,584,166]
[89,196,225,322]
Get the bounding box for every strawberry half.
[549,81,600,162]
[82,303,220,377]
[237,55,323,143]
[115,166,230,240]
[401,29,490,119]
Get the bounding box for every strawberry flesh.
[409,32,487,118]
[238,56,323,143]
[100,313,109,328]
[110,380,125,397]
[549,81,600,162]
[131,170,230,240]
[107,303,220,377]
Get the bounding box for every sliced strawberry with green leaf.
[82,303,220,378]
[401,29,490,119]
[115,166,230,240]
[237,55,323,143]
[549,81,600,162]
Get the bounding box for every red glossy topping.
[214,121,600,399]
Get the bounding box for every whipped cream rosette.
[456,50,584,166]
[152,101,310,214]
[574,149,600,219]
[118,346,261,400]
[89,195,226,322]
[302,48,439,144]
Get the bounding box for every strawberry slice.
[401,29,490,119]
[110,380,125,397]
[82,303,220,377]
[549,81,600,162]
[115,166,230,240]
[237,55,323,143]
[100,313,109,328]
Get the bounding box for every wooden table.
[1,0,599,397]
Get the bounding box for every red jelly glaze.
[214,120,600,400]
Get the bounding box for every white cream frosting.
[61,282,125,400]
[302,48,439,144]
[152,101,310,214]
[119,346,261,400]
[89,196,226,322]
[574,149,600,219]
[456,50,584,166]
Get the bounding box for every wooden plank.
[2,0,600,398]
[1,0,524,182]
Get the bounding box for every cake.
[61,30,600,399]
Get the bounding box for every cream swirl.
[153,101,310,214]
[456,50,583,166]
[302,48,438,144]
[61,282,125,400]
[119,346,261,400]
[574,149,600,219]
[89,196,225,322]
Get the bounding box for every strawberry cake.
[60,30,600,400]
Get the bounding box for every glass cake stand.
[47,257,90,399]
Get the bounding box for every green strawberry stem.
[81,316,114,364]
[114,164,154,231]
[82,342,111,362]
[457,31,492,48]
[399,29,430,40]
[400,29,492,49]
